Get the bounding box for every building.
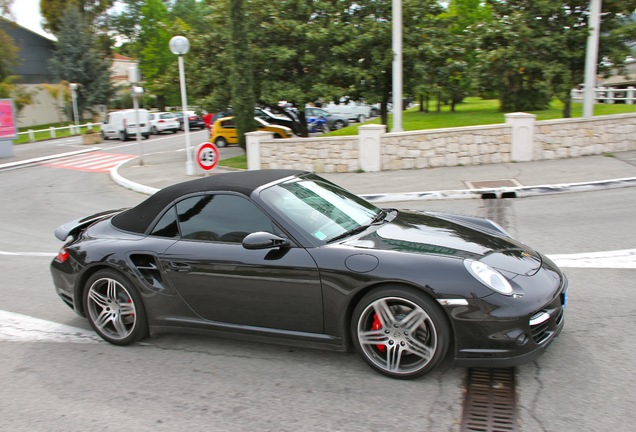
[0,17,59,127]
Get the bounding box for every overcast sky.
[8,0,52,38]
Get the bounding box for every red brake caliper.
[371,313,386,352]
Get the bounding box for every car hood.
[344,210,542,276]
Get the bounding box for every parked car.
[305,107,349,131]
[255,108,298,134]
[148,112,180,135]
[324,101,372,123]
[50,170,566,379]
[210,116,293,147]
[100,109,150,141]
[175,111,206,131]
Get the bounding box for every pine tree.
[49,6,112,121]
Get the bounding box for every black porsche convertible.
[50,169,566,379]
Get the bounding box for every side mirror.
[242,232,290,250]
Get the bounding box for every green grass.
[326,97,636,136]
[219,154,246,169]
[13,122,100,144]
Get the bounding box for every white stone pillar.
[358,124,385,172]
[505,113,536,162]
[245,131,273,171]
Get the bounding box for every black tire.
[273,133,282,139]
[215,137,227,148]
[151,126,158,135]
[83,269,148,346]
[333,120,345,130]
[351,286,450,379]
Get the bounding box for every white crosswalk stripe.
[39,151,136,172]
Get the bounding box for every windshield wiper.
[327,225,370,243]
[327,211,387,243]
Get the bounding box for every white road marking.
[0,310,101,344]
[548,248,636,269]
[0,251,57,257]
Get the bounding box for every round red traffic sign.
[195,142,219,171]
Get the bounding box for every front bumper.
[449,276,568,368]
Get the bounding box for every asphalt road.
[0,137,634,431]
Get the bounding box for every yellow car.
[210,116,293,147]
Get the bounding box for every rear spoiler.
[54,208,128,241]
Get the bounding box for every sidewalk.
[3,138,636,200]
[113,149,636,201]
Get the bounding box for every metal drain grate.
[464,179,522,189]
[460,368,518,432]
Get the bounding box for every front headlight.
[464,259,513,296]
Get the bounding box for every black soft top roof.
[112,169,306,234]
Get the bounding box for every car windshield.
[260,175,382,242]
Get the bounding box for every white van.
[324,101,372,123]
[100,109,150,141]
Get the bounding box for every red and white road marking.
[39,152,136,172]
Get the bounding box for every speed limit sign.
[195,142,220,171]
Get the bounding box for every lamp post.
[169,35,195,176]
[69,83,79,134]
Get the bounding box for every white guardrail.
[17,122,101,142]
[571,86,636,104]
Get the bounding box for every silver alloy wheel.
[356,296,438,375]
[86,277,137,341]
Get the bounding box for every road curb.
[108,155,636,201]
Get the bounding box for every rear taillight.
[56,248,70,263]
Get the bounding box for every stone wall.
[534,113,636,160]
[380,125,511,171]
[250,112,636,173]
[258,136,359,173]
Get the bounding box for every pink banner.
[0,99,17,139]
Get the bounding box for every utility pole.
[583,0,602,118]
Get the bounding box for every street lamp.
[169,35,195,176]
[69,83,80,134]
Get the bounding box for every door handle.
[169,262,192,272]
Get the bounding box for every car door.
[156,193,324,333]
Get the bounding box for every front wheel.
[83,269,148,346]
[357,114,367,123]
[351,287,450,379]
[332,120,344,130]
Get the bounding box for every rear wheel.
[332,120,345,130]
[214,137,227,148]
[357,114,367,123]
[351,286,449,379]
[151,126,158,135]
[83,269,148,346]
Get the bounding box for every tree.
[228,0,256,148]
[0,0,18,80]
[49,6,112,121]
[477,0,636,115]
[137,0,175,109]
[41,0,114,34]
